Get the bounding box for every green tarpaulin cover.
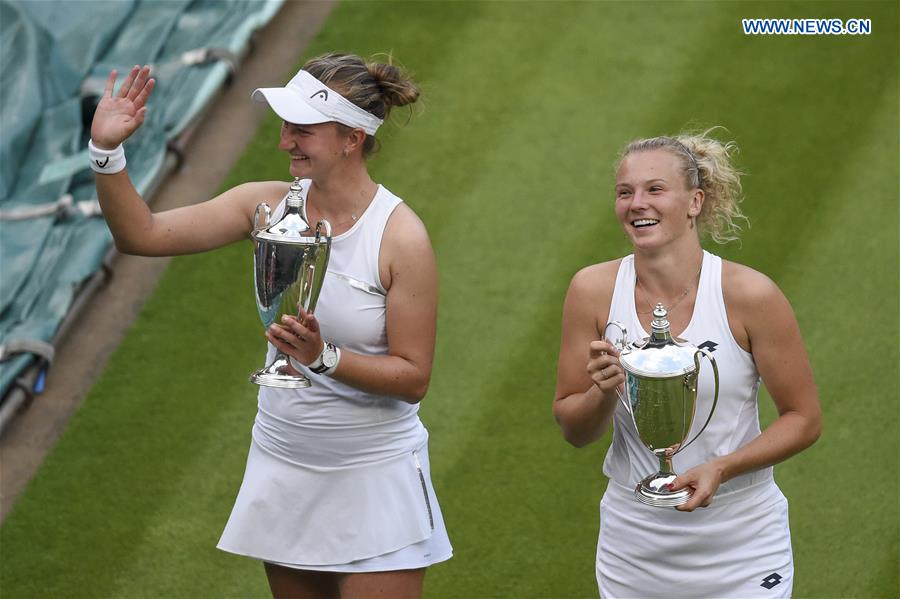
[0,0,284,400]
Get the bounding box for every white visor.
[251,70,383,135]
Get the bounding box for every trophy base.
[634,473,692,508]
[250,355,312,389]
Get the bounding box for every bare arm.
[96,176,285,256]
[671,264,822,510]
[269,204,438,402]
[553,262,625,447]
[91,66,284,256]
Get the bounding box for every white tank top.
[252,181,428,469]
[603,251,773,494]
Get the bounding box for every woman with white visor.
[90,53,451,598]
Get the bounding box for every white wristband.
[89,140,126,174]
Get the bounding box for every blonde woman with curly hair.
[90,53,451,598]
[553,131,820,597]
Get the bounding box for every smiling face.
[614,149,704,251]
[278,121,348,179]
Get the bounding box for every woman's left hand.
[265,309,325,367]
[668,458,727,512]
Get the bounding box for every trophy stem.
[658,454,675,476]
[250,351,312,389]
[634,452,692,507]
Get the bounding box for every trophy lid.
[619,304,699,378]
[254,179,317,244]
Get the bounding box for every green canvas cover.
[0,0,284,400]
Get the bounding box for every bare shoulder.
[568,259,622,302]
[721,259,785,309]
[560,259,622,352]
[383,201,430,249]
[722,259,796,351]
[380,202,434,292]
[562,259,622,330]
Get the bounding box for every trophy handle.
[315,218,333,241]
[603,321,632,415]
[678,348,720,453]
[603,321,628,352]
[252,202,271,233]
[302,219,332,315]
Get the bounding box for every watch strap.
[310,342,339,375]
[307,353,325,371]
[323,346,341,376]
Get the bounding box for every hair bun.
[367,61,420,108]
[301,52,420,157]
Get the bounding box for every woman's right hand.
[91,65,155,150]
[588,339,625,397]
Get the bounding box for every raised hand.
[91,65,155,150]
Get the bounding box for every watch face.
[323,346,338,368]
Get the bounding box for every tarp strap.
[80,47,241,99]
[0,339,56,364]
[0,194,103,221]
[180,47,239,73]
[140,47,241,84]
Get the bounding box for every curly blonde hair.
[618,128,749,244]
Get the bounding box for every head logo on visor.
[252,71,383,135]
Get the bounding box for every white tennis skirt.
[217,440,452,572]
[596,479,793,598]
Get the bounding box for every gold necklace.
[635,267,702,315]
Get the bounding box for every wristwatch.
[310,342,340,375]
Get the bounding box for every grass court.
[1,1,897,597]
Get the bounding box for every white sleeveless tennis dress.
[596,251,793,598]
[218,181,452,572]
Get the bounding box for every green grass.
[2,1,898,597]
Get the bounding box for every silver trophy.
[250,178,332,388]
[605,304,719,507]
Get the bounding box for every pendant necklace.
[313,192,360,228]
[635,266,702,315]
